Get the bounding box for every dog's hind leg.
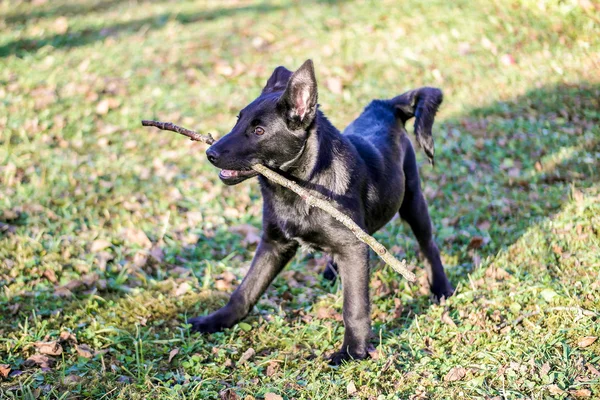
[399,142,454,301]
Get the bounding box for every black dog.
[189,60,453,365]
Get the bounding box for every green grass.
[1,0,599,398]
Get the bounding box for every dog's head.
[206,59,318,185]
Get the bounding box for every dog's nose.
[206,148,219,165]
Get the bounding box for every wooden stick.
[141,120,416,282]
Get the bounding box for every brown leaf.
[35,341,63,356]
[444,366,467,382]
[62,374,82,385]
[0,364,10,378]
[59,331,77,343]
[570,389,591,398]
[91,239,112,253]
[219,389,239,400]
[132,251,149,268]
[577,336,597,348]
[368,346,380,360]
[122,228,152,248]
[76,344,94,358]
[95,98,120,115]
[540,362,551,376]
[441,310,457,328]
[175,282,191,297]
[149,246,164,263]
[346,381,357,396]
[238,347,255,364]
[53,17,69,34]
[54,286,73,297]
[467,236,484,250]
[8,304,20,315]
[229,224,261,247]
[548,384,564,395]
[42,269,57,283]
[24,354,54,369]
[485,266,510,280]
[266,361,278,377]
[215,279,232,291]
[586,363,600,376]
[264,394,283,400]
[168,348,179,363]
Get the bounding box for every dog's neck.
[284,112,350,197]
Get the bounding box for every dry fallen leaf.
[175,282,191,297]
[467,236,484,250]
[24,354,54,369]
[229,224,261,247]
[577,336,597,348]
[219,389,239,400]
[42,269,57,283]
[168,348,179,363]
[444,366,467,382]
[266,361,278,377]
[238,347,255,364]
[76,344,94,358]
[346,381,357,396]
[540,362,551,376]
[59,331,77,343]
[368,346,380,360]
[264,393,283,400]
[54,17,69,34]
[0,364,10,378]
[122,228,152,248]
[548,384,564,395]
[35,341,63,356]
[91,239,112,252]
[570,389,591,398]
[441,310,457,328]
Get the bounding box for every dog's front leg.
[189,236,298,333]
[329,243,371,365]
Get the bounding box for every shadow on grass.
[0,0,348,58]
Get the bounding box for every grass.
[0,0,599,398]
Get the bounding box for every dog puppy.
[190,60,453,365]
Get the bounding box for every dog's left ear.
[278,59,318,128]
[262,66,293,95]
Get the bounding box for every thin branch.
[141,120,416,283]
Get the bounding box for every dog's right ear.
[278,59,318,128]
[262,66,293,95]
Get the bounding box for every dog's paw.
[431,284,455,303]
[187,316,224,333]
[328,349,368,366]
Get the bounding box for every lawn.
[1,0,599,398]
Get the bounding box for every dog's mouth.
[218,168,259,185]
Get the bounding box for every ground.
[1,0,599,399]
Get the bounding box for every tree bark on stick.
[141,120,416,283]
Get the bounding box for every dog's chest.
[269,195,331,252]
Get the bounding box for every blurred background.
[1,0,599,398]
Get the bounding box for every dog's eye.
[254,126,265,136]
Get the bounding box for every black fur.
[192,60,454,365]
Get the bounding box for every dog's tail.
[388,87,443,165]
